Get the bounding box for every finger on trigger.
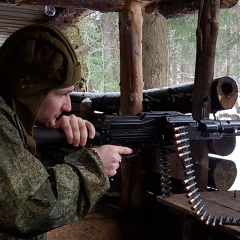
[118,146,133,155]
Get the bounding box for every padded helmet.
[0,24,81,153]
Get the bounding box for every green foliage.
[168,3,240,84]
[78,12,120,92]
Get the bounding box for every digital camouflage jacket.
[0,96,110,240]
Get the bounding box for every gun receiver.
[33,111,240,148]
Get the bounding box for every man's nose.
[62,95,72,112]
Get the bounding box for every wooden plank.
[156,191,240,237]
[0,2,49,42]
[14,0,125,12]
[0,16,47,24]
[0,5,44,14]
[0,19,42,26]
[0,2,45,11]
[0,9,45,18]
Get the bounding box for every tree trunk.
[142,12,168,89]
[101,13,120,92]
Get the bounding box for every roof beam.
[10,0,238,17]
[11,0,125,12]
[147,0,238,18]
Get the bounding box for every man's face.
[36,86,74,125]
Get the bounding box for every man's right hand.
[92,145,133,177]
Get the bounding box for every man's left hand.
[45,114,95,147]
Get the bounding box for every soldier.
[0,24,132,240]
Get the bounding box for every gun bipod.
[173,124,240,227]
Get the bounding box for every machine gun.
[33,111,240,227]
[33,111,240,148]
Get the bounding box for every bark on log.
[11,0,237,16]
[119,1,143,115]
[208,136,236,156]
[70,76,237,115]
[211,76,238,112]
[146,0,238,18]
[119,0,145,212]
[208,156,237,191]
[191,0,220,191]
[12,0,125,12]
[48,9,93,30]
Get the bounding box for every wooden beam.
[47,9,93,30]
[0,2,44,10]
[191,0,220,191]
[119,1,143,115]
[69,76,238,115]
[119,0,144,211]
[146,0,238,18]
[12,0,125,12]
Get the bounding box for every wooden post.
[119,0,144,115]
[191,0,220,191]
[119,0,145,210]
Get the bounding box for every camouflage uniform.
[0,95,110,239]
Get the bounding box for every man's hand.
[45,114,95,147]
[92,145,133,177]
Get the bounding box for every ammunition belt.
[159,149,172,198]
[160,125,240,226]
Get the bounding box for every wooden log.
[146,0,238,18]
[208,156,237,191]
[191,0,220,191]
[119,0,145,212]
[119,0,143,115]
[12,0,125,12]
[10,0,237,16]
[48,9,93,31]
[70,76,237,115]
[208,136,236,156]
[211,76,238,113]
[144,76,237,113]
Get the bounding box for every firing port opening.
[221,82,233,96]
